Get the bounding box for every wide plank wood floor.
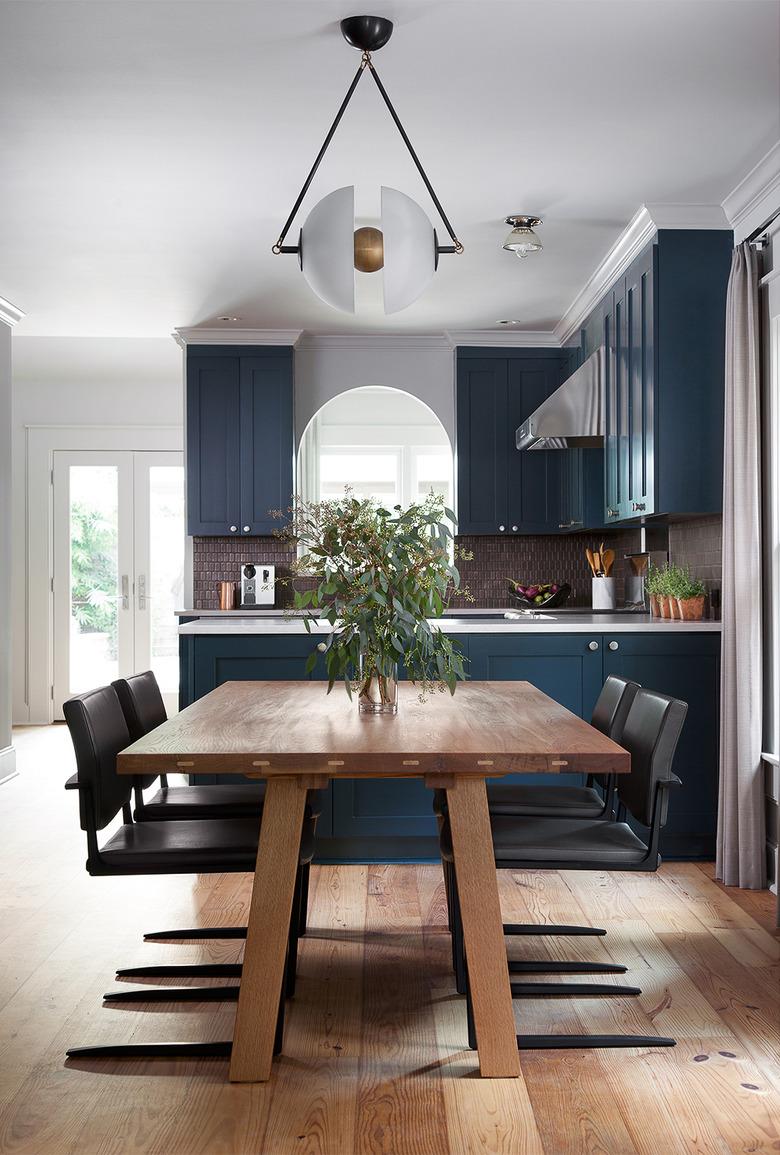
[1,724,778,1155]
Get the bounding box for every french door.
[53,451,184,717]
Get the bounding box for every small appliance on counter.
[240,563,276,607]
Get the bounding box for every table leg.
[446,777,520,1078]
[229,776,308,1082]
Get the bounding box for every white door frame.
[20,425,183,725]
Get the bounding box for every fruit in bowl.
[507,579,572,609]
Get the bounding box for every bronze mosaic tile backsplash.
[668,515,723,590]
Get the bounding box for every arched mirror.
[297,386,453,510]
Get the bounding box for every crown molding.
[296,333,454,351]
[173,327,303,348]
[446,329,560,348]
[722,141,780,243]
[0,296,25,327]
[553,203,730,346]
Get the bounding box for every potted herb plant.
[676,572,706,621]
[646,563,663,617]
[276,493,469,713]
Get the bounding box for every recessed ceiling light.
[496,319,522,325]
[217,316,242,322]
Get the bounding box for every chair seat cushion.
[440,815,650,867]
[486,783,607,818]
[100,815,316,870]
[136,784,323,821]
[136,783,267,821]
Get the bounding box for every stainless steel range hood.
[516,347,604,450]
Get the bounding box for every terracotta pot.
[656,594,670,619]
[667,594,681,620]
[649,593,660,617]
[677,594,705,621]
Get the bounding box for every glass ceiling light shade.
[502,215,543,259]
[381,186,436,314]
[271,15,463,313]
[300,186,356,313]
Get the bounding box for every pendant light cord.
[273,53,463,254]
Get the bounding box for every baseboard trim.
[0,744,18,785]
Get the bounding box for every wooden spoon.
[586,547,596,575]
[602,548,615,577]
[593,551,602,576]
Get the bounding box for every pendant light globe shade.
[381,186,436,314]
[301,186,355,313]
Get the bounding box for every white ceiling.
[2,0,778,339]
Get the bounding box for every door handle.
[631,502,646,512]
[138,573,146,611]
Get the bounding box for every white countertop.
[179,613,721,635]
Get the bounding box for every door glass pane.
[69,465,119,692]
[147,465,185,693]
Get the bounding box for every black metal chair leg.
[143,927,247,942]
[103,985,240,1003]
[515,1034,676,1050]
[503,923,606,937]
[286,865,303,999]
[66,1041,234,1061]
[116,963,243,979]
[510,982,641,997]
[508,960,627,976]
[298,862,310,937]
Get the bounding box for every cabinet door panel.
[456,359,509,533]
[240,353,293,535]
[625,248,655,516]
[186,356,241,535]
[468,633,603,789]
[604,300,620,522]
[507,360,565,533]
[602,633,720,858]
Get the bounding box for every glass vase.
[358,655,398,715]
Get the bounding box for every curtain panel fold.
[716,241,765,889]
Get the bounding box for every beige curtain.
[716,242,765,889]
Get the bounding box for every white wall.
[12,337,182,723]
[294,336,455,446]
[0,318,14,779]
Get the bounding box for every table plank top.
[116,681,630,779]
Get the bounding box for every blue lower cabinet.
[468,632,604,790]
[178,629,719,861]
[602,632,720,859]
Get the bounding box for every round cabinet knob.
[512,525,518,532]
[229,525,238,533]
[498,525,505,532]
[588,640,599,652]
[242,526,251,533]
[608,640,619,651]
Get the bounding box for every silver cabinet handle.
[608,640,619,651]
[632,502,646,512]
[229,525,238,533]
[588,640,599,651]
[607,508,619,518]
[242,525,250,533]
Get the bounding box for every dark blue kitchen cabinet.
[602,230,731,523]
[559,447,606,532]
[602,631,720,858]
[456,349,568,535]
[186,345,293,536]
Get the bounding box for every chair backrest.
[616,688,687,827]
[63,686,133,831]
[112,671,167,741]
[591,675,641,742]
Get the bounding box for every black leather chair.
[63,685,315,1061]
[112,670,318,949]
[435,675,640,969]
[440,687,687,1052]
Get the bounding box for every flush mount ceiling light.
[272,14,463,314]
[502,215,543,259]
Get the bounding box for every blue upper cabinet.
[186,346,294,537]
[456,349,568,535]
[603,230,732,524]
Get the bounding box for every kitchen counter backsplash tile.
[668,515,722,590]
[193,530,642,610]
[455,530,641,608]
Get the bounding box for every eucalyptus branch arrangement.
[274,492,471,705]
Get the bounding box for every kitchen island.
[177,611,721,861]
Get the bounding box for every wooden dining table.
[116,679,630,1083]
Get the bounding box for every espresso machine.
[239,563,275,607]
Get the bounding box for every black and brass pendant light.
[273,15,463,314]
